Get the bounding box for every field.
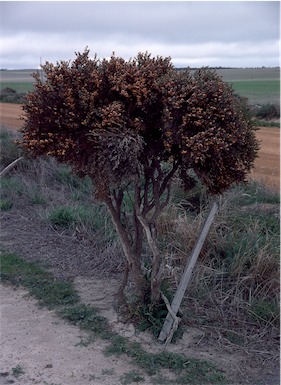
[0,69,37,92]
[1,67,280,106]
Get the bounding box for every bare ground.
[0,103,280,385]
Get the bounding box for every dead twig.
[0,157,24,178]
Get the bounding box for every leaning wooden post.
[158,201,218,343]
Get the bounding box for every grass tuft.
[0,252,80,308]
[105,335,224,383]
[59,304,112,339]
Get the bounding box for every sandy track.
[0,283,147,385]
[0,102,279,187]
[0,103,25,129]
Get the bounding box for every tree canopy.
[19,49,259,304]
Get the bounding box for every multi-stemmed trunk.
[103,159,179,307]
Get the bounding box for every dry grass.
[155,181,279,360]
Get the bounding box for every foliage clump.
[18,49,259,306]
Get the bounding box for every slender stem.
[104,193,146,299]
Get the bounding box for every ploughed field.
[0,102,279,188]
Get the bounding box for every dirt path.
[1,102,279,188]
[1,278,279,385]
[0,283,150,385]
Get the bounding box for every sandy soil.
[0,282,148,385]
[1,102,279,188]
[0,103,24,130]
[0,102,280,385]
[1,278,279,385]
[251,127,280,189]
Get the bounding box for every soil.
[0,103,280,385]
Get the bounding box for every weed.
[229,181,280,206]
[101,368,115,375]
[105,335,224,382]
[253,119,280,128]
[0,198,13,210]
[29,191,46,205]
[48,206,78,228]
[121,370,145,384]
[1,176,23,196]
[59,304,112,339]
[12,365,24,378]
[130,295,183,342]
[224,331,245,346]
[47,204,113,232]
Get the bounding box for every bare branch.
[0,157,24,178]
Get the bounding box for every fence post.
[158,201,218,343]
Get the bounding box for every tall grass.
[158,181,280,343]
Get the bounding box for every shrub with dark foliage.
[19,49,259,304]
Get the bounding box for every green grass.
[1,82,34,93]
[0,198,13,211]
[231,181,280,206]
[11,365,25,378]
[48,204,112,231]
[229,80,280,105]
[59,304,112,339]
[1,252,80,308]
[121,370,145,384]
[105,336,224,383]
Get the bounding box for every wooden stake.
[158,201,218,343]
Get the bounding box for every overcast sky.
[1,1,280,69]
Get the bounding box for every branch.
[0,157,24,178]
[159,159,179,196]
[113,188,124,218]
[133,182,143,257]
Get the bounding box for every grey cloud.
[1,1,279,69]
[2,2,279,42]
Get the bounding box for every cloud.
[1,1,280,69]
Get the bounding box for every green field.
[0,67,280,106]
[0,82,34,93]
[229,80,280,105]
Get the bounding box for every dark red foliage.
[19,49,259,195]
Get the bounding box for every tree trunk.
[104,196,147,301]
[136,211,162,304]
